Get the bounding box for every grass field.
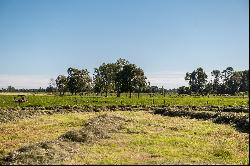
[0,111,248,165]
[0,93,248,164]
[0,93,248,108]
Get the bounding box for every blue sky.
[0,0,249,89]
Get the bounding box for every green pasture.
[0,93,248,108]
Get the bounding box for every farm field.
[0,94,248,165]
[0,111,248,165]
[0,94,248,108]
[1,0,248,165]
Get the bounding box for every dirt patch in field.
[1,114,130,165]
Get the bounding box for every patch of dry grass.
[0,113,96,156]
[0,111,248,165]
[1,114,130,165]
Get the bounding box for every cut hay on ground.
[1,114,130,165]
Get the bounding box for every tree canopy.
[180,67,249,95]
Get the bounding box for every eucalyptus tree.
[221,67,234,84]
[227,71,242,94]
[220,67,234,94]
[185,67,207,94]
[183,67,248,95]
[239,70,249,92]
[67,67,92,95]
[203,82,213,95]
[211,70,221,94]
[196,67,208,94]
[55,75,68,95]
[116,63,147,98]
[185,70,197,93]
[132,66,147,98]
[93,63,118,97]
[114,58,130,97]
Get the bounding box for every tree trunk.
[138,92,140,98]
[105,91,108,97]
[129,91,132,98]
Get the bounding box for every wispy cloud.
[146,72,188,89]
[0,72,188,89]
[0,75,55,89]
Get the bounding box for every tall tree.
[185,67,208,94]
[221,67,234,84]
[227,71,242,94]
[211,70,221,94]
[203,81,213,95]
[196,67,208,93]
[116,64,147,98]
[93,63,118,97]
[132,66,147,98]
[239,70,249,92]
[93,73,102,94]
[67,67,92,95]
[55,75,68,95]
[93,58,129,97]
[115,64,134,97]
[183,67,248,95]
[114,58,130,97]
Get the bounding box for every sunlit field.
[0,111,248,165]
[0,93,248,108]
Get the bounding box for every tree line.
[55,58,148,97]
[177,67,249,95]
[1,60,248,96]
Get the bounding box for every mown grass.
[0,111,248,165]
[0,94,248,108]
[0,113,97,156]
